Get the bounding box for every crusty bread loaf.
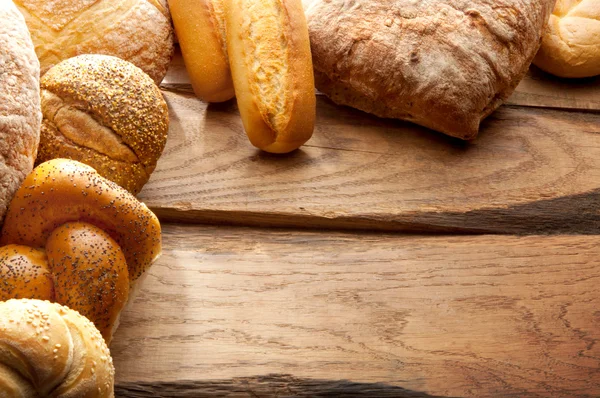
[0,299,114,397]
[304,0,556,140]
[225,0,316,153]
[37,54,169,195]
[169,0,235,102]
[533,0,600,78]
[0,0,41,227]
[13,0,174,84]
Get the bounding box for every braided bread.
[0,299,114,397]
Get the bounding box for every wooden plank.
[140,88,600,234]
[112,224,600,397]
[162,50,600,112]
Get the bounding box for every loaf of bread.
[0,159,162,343]
[13,0,174,84]
[533,0,600,78]
[304,0,556,140]
[37,54,169,195]
[225,0,316,153]
[0,299,114,397]
[169,0,235,102]
[0,0,41,227]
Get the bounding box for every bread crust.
[226,0,316,153]
[0,0,41,227]
[13,0,174,84]
[533,0,600,78]
[37,54,169,195]
[0,299,114,397]
[169,0,235,102]
[305,0,556,140]
[0,159,162,284]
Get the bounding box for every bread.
[0,0,41,227]
[13,0,174,84]
[0,299,114,397]
[37,54,169,195]
[0,159,161,343]
[304,0,556,140]
[533,0,600,78]
[225,0,316,153]
[1,158,162,285]
[169,0,235,102]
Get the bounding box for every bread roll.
[533,0,600,78]
[0,159,162,285]
[13,0,174,84]
[225,0,316,153]
[304,0,556,140]
[169,0,235,102]
[37,54,169,195]
[0,245,53,301]
[0,0,41,227]
[0,299,114,397]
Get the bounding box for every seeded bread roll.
[225,0,316,153]
[169,0,235,102]
[0,299,114,397]
[0,0,41,227]
[37,55,169,195]
[13,0,174,84]
[533,0,600,78]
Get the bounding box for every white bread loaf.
[13,0,174,84]
[533,0,600,78]
[0,299,114,397]
[0,0,41,227]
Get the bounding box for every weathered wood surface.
[140,88,600,234]
[112,224,600,398]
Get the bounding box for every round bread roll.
[13,0,174,84]
[0,0,41,227]
[169,0,235,102]
[224,0,316,153]
[37,54,169,195]
[0,158,162,285]
[533,0,600,78]
[0,299,114,397]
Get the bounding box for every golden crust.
[38,54,169,194]
[225,0,315,153]
[169,0,235,102]
[0,299,114,397]
[0,245,53,301]
[0,158,162,283]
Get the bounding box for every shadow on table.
[115,374,452,397]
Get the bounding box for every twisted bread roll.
[0,0,41,226]
[169,0,235,102]
[1,158,162,283]
[225,0,316,153]
[533,0,600,78]
[0,299,114,397]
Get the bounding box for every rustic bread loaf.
[0,299,114,397]
[37,54,169,195]
[13,0,174,84]
[304,0,556,140]
[0,0,41,227]
[533,0,600,78]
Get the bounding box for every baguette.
[225,0,316,153]
[169,0,235,102]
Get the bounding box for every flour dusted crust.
[0,0,41,227]
[305,0,556,139]
[14,0,174,83]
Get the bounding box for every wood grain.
[112,224,600,397]
[162,50,600,112]
[140,88,600,233]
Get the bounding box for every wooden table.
[112,51,600,397]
